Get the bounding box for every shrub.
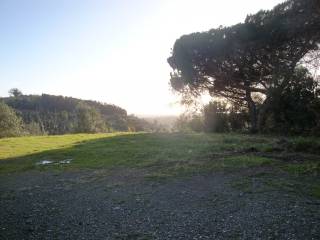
[0,102,24,138]
[24,121,46,136]
[75,103,107,133]
[203,101,229,133]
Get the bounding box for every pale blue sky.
[0,0,283,115]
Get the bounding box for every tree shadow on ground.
[0,133,213,174]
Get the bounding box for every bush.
[0,102,24,138]
[24,121,46,136]
[174,101,249,133]
[75,103,107,133]
[173,113,204,133]
[229,106,249,132]
[203,101,229,133]
[259,67,320,135]
[287,138,320,154]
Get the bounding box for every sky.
[0,0,284,116]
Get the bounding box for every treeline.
[175,68,320,135]
[174,101,248,133]
[0,90,156,137]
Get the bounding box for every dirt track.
[1,169,320,240]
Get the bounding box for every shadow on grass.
[2,132,318,177]
[0,132,293,174]
[0,132,221,174]
[0,133,144,173]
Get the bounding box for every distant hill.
[1,94,142,134]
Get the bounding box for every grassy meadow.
[0,132,320,198]
[0,132,318,174]
[0,133,271,172]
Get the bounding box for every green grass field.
[0,132,318,175]
[0,133,271,172]
[0,133,320,198]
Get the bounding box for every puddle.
[59,159,72,164]
[36,160,53,165]
[36,159,73,165]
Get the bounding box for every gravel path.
[1,169,319,240]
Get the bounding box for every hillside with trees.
[0,90,153,136]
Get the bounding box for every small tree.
[0,102,24,138]
[24,121,45,136]
[203,101,229,133]
[75,103,107,133]
[173,113,204,133]
[8,88,23,97]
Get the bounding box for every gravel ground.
[0,169,320,240]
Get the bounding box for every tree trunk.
[246,90,258,133]
[257,96,271,131]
